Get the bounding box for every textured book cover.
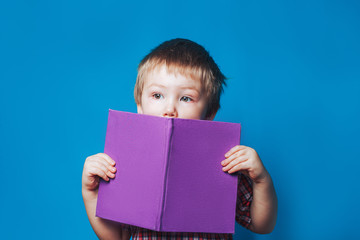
[96,109,241,233]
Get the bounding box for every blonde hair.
[134,38,226,119]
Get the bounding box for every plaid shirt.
[121,174,253,240]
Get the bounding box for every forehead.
[143,64,203,88]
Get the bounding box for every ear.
[137,104,143,114]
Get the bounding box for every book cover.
[96,109,241,233]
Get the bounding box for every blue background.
[1,0,359,239]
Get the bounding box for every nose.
[163,100,177,118]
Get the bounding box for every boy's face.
[137,65,214,120]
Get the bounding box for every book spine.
[157,118,174,231]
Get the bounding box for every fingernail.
[225,153,229,157]
[221,161,225,165]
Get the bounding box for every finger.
[91,160,116,178]
[94,164,116,180]
[227,161,248,174]
[225,145,247,158]
[95,153,116,166]
[221,149,246,166]
[88,166,110,181]
[222,155,248,172]
[90,156,117,173]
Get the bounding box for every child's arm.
[221,146,278,234]
[82,153,131,240]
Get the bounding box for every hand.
[221,145,269,183]
[82,153,117,192]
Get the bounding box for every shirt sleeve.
[235,173,253,229]
[119,223,134,236]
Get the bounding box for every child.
[82,38,277,240]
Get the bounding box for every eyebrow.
[178,86,200,96]
[147,83,166,89]
[147,84,200,94]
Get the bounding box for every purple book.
[96,109,241,233]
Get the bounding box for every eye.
[180,96,192,102]
[153,93,163,99]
